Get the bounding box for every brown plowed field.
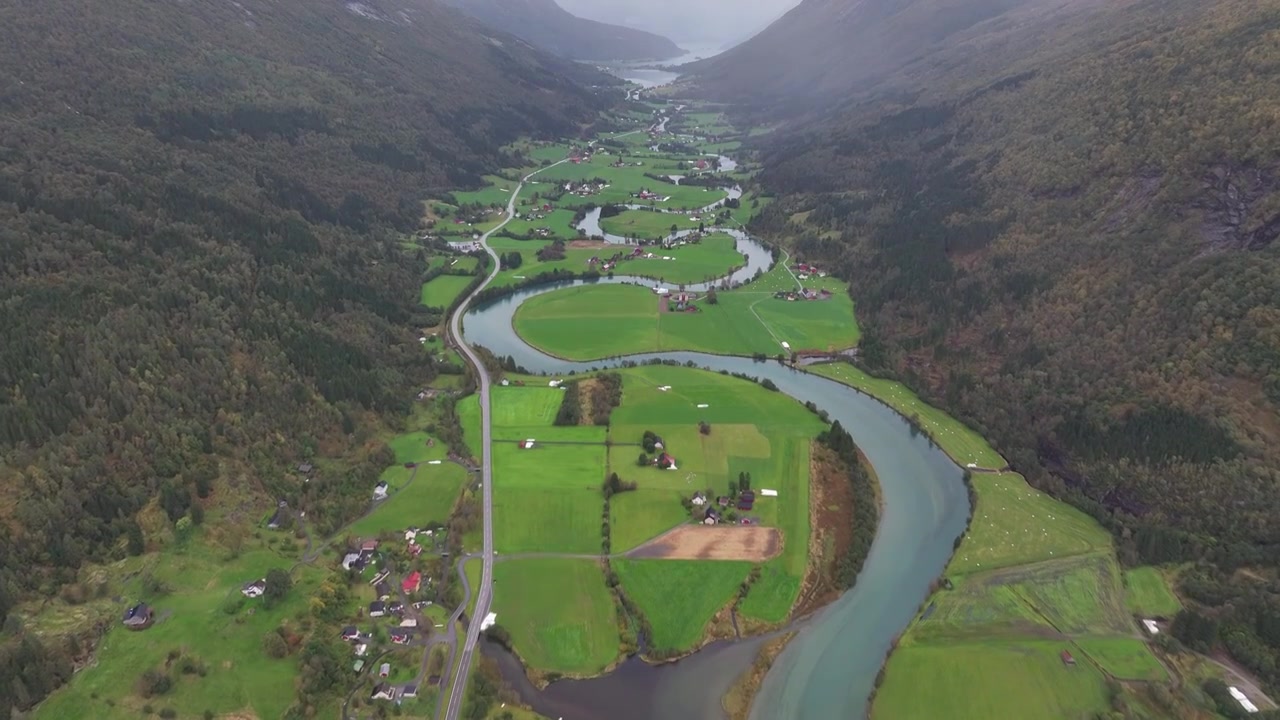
[628,525,782,561]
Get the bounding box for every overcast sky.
[556,0,803,53]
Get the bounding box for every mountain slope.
[743,0,1280,687]
[444,0,683,61]
[0,1,609,710]
[684,0,1064,106]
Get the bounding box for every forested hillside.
[684,0,1065,106]
[444,0,683,61]
[0,0,610,710]
[738,0,1280,690]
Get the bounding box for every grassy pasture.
[514,283,859,360]
[35,542,325,720]
[1075,637,1168,680]
[1004,554,1132,636]
[347,463,468,538]
[1123,567,1182,617]
[492,559,620,674]
[805,362,1007,470]
[529,155,728,209]
[607,366,821,618]
[599,208,702,238]
[618,234,746,284]
[949,472,1112,575]
[487,237,599,288]
[388,430,449,464]
[421,274,475,308]
[503,207,580,240]
[612,559,751,653]
[871,640,1110,720]
[452,175,518,207]
[609,488,688,552]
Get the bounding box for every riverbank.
[721,632,796,720]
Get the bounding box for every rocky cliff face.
[1200,165,1280,253]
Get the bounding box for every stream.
[462,265,971,718]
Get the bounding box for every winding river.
[462,233,972,718]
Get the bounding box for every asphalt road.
[440,159,568,720]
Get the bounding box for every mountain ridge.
[443,0,683,61]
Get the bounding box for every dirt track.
[628,525,782,561]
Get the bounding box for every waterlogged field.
[612,559,751,654]
[491,559,620,674]
[1123,566,1182,617]
[514,283,859,360]
[421,274,475,308]
[34,543,325,720]
[805,361,1007,469]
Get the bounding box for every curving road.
[441,159,568,720]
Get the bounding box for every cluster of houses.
[633,188,671,202]
[774,288,833,302]
[793,262,827,278]
[563,181,608,197]
[668,292,699,313]
[690,488,777,525]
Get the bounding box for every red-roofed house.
[402,572,422,594]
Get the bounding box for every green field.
[612,559,751,653]
[949,473,1112,575]
[492,559,620,674]
[599,209,701,238]
[488,236,598,289]
[616,234,746,284]
[514,283,859,360]
[421,274,475,308]
[527,154,728,210]
[35,542,325,720]
[607,366,822,621]
[483,387,609,554]
[806,362,1008,470]
[452,175,518,207]
[872,640,1110,720]
[1075,637,1168,680]
[502,207,580,240]
[1123,566,1182,617]
[347,462,468,538]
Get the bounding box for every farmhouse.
[361,539,379,553]
[241,579,267,598]
[373,481,389,501]
[341,552,364,571]
[371,683,397,701]
[121,603,152,630]
[656,452,678,470]
[341,626,360,641]
[738,490,756,511]
[691,492,707,506]
[703,508,720,525]
[402,571,422,594]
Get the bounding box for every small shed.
[1060,650,1076,666]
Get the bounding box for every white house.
[241,579,267,598]
[370,683,397,701]
[341,552,362,571]
[355,643,368,657]
[373,481,389,501]
[691,492,707,507]
[1141,619,1160,635]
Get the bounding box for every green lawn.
[609,488,688,551]
[1075,637,1168,680]
[612,559,751,654]
[872,640,1110,720]
[347,462,468,538]
[421,274,475,308]
[452,175,518,207]
[1123,567,1182,617]
[35,541,325,720]
[388,430,449,464]
[949,472,1112,576]
[805,362,1007,470]
[502,208,580,240]
[514,283,858,360]
[491,559,621,674]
